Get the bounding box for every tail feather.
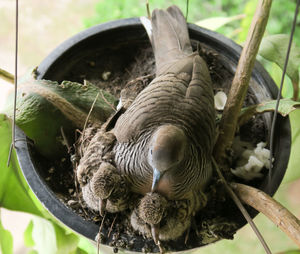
[141,5,193,75]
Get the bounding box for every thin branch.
[97,212,107,254]
[0,68,14,84]
[185,0,189,20]
[146,0,150,19]
[99,90,116,112]
[83,92,100,133]
[108,214,118,239]
[212,158,272,254]
[231,182,300,248]
[214,0,272,168]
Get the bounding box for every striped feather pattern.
[112,6,215,200]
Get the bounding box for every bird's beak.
[151,168,161,192]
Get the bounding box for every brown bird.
[112,5,216,240]
[77,118,131,215]
[113,5,215,199]
[131,189,207,244]
[77,5,215,240]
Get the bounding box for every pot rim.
[16,17,291,249]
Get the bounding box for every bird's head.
[148,125,187,192]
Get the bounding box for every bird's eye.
[150,149,153,155]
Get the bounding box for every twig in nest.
[184,225,191,245]
[83,92,100,132]
[97,212,107,254]
[79,91,101,160]
[60,127,89,217]
[231,182,300,248]
[108,214,118,239]
[100,90,116,112]
[212,158,272,254]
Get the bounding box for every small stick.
[185,0,189,20]
[79,91,100,159]
[231,182,300,248]
[214,0,272,167]
[97,212,107,254]
[60,127,89,217]
[83,92,100,133]
[212,158,272,254]
[107,214,118,239]
[146,0,151,19]
[0,68,14,84]
[100,90,116,112]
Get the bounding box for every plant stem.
[0,68,14,84]
[212,159,272,254]
[214,0,273,168]
[231,182,300,248]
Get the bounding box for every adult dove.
[78,5,216,241]
[113,5,215,201]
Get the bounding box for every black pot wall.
[15,18,291,251]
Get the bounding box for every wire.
[7,0,18,167]
[268,0,300,192]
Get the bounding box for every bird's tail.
[141,5,193,75]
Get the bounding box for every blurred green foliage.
[84,0,300,47]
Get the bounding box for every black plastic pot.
[16,18,291,252]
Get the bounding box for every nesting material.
[231,142,271,181]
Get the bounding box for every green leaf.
[276,251,300,254]
[31,217,58,254]
[77,237,96,254]
[255,99,300,117]
[27,251,38,254]
[0,213,13,254]
[259,34,300,100]
[195,14,245,31]
[283,110,300,183]
[239,99,300,126]
[24,220,35,247]
[0,114,42,216]
[1,79,117,159]
[53,223,79,254]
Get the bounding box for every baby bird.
[77,115,131,214]
[82,162,131,215]
[131,189,207,243]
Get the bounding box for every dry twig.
[99,90,116,112]
[0,68,14,84]
[214,0,272,168]
[108,214,118,239]
[212,158,272,254]
[231,183,300,248]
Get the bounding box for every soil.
[29,40,268,253]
